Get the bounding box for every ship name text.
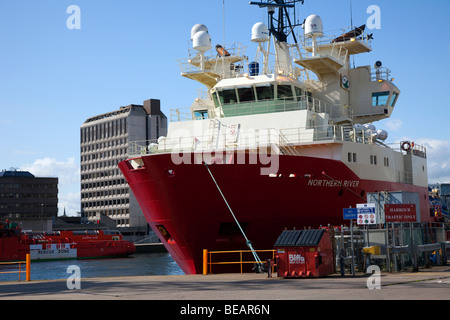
[307,179,359,188]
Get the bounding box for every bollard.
[441,243,447,266]
[339,249,345,277]
[203,249,208,275]
[26,254,30,281]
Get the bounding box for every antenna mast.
[250,0,304,44]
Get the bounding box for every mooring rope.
[204,162,263,269]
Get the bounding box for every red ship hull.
[0,227,135,262]
[119,152,430,274]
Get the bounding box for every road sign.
[384,204,416,222]
[357,203,377,225]
[343,208,358,220]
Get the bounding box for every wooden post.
[203,249,208,275]
[26,254,30,281]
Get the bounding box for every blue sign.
[343,208,358,220]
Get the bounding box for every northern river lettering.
[307,179,360,188]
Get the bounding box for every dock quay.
[0,263,449,302]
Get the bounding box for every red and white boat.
[0,222,135,262]
[119,1,433,274]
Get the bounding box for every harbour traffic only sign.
[384,204,416,222]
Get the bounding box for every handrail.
[177,42,248,78]
[129,127,427,161]
[299,30,373,52]
[371,67,392,82]
[0,254,30,281]
[169,95,350,123]
[202,249,276,274]
[128,124,359,156]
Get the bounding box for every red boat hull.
[119,152,430,274]
[0,228,135,262]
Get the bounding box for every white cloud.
[384,119,403,132]
[415,138,450,183]
[20,157,80,216]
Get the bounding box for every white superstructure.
[130,5,427,191]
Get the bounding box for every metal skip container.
[274,229,335,278]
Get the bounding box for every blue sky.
[1,0,449,216]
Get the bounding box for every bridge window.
[255,84,274,101]
[194,110,208,119]
[218,89,238,105]
[294,86,303,100]
[237,86,255,103]
[372,91,390,106]
[277,85,294,100]
[390,92,399,107]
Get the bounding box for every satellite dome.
[191,24,208,41]
[304,15,324,38]
[251,22,269,42]
[363,123,376,131]
[192,30,211,52]
[376,129,388,141]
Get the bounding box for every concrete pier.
[0,265,449,301]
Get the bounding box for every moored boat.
[119,0,433,274]
[0,221,135,262]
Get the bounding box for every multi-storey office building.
[0,170,58,220]
[80,99,167,228]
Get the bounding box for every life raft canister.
[215,44,230,57]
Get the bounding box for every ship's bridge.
[349,64,400,123]
[196,74,352,122]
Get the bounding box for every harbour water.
[0,252,184,282]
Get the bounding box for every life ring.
[401,141,411,151]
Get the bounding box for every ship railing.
[128,123,383,157]
[169,96,351,123]
[177,42,248,78]
[371,67,392,82]
[386,142,427,159]
[293,38,349,67]
[170,108,193,122]
[299,27,373,52]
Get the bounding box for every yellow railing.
[203,249,276,275]
[0,254,30,281]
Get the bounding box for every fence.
[336,222,448,274]
[0,254,30,281]
[202,249,276,275]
